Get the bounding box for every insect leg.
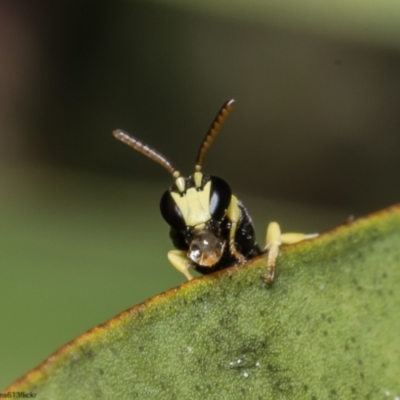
[264,222,317,282]
[168,250,195,280]
[226,195,246,264]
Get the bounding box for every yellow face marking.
[171,181,212,227]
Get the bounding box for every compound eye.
[209,176,232,220]
[160,190,186,230]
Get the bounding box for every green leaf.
[4,205,400,399]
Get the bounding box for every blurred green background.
[1,0,400,388]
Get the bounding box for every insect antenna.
[195,99,235,171]
[113,129,179,178]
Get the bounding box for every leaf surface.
[4,205,400,399]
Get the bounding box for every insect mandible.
[113,100,316,282]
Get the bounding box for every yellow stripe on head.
[170,181,212,227]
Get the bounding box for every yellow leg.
[227,195,246,264]
[168,250,195,280]
[264,222,317,283]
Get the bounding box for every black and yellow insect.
[113,100,315,281]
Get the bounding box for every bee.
[113,100,315,282]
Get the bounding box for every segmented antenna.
[113,129,178,177]
[195,99,235,170]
